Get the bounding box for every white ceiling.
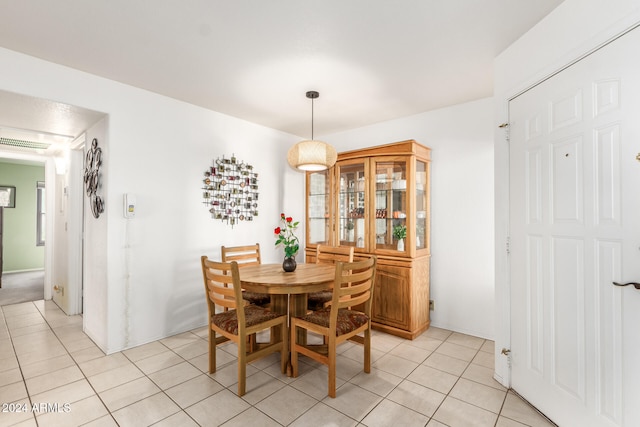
[0,0,563,140]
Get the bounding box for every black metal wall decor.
[202,154,258,227]
[84,138,105,218]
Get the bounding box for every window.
[36,181,45,246]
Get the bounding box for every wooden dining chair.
[307,244,355,311]
[290,255,377,398]
[201,256,288,396]
[221,243,270,307]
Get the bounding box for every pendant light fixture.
[287,91,337,171]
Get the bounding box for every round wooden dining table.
[239,262,335,375]
[239,262,335,317]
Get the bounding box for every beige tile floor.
[0,300,557,427]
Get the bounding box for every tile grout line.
[3,301,551,427]
[437,343,494,426]
[285,331,453,425]
[188,333,331,427]
[34,303,206,426]
[378,332,509,426]
[118,331,286,426]
[2,301,43,427]
[119,342,199,424]
[381,330,455,425]
[508,389,559,427]
[7,308,459,427]
[32,301,118,426]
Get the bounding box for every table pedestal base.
[271,294,308,376]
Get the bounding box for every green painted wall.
[0,161,45,272]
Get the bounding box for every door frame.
[66,135,85,315]
[0,141,86,313]
[494,18,640,388]
[0,151,50,297]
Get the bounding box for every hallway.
[0,271,44,307]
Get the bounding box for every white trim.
[43,157,56,301]
[66,142,85,315]
[508,22,640,104]
[36,181,45,247]
[69,133,86,151]
[1,268,44,274]
[494,110,511,387]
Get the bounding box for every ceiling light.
[287,91,337,171]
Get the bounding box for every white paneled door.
[509,27,640,427]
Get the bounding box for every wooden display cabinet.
[305,140,431,339]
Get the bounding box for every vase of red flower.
[274,213,300,272]
[282,256,297,272]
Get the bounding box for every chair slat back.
[221,243,261,267]
[316,245,354,265]
[201,256,245,322]
[330,256,377,319]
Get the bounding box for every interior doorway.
[0,90,104,313]
[0,156,47,305]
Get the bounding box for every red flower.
[274,213,300,258]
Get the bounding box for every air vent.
[0,137,50,150]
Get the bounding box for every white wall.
[0,47,303,353]
[493,0,640,386]
[326,98,495,339]
[83,118,109,351]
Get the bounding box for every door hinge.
[499,122,510,142]
[506,236,510,254]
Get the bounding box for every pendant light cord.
[306,90,319,141]
[311,97,314,140]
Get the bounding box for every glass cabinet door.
[416,160,428,250]
[337,161,366,248]
[307,170,331,246]
[374,158,408,252]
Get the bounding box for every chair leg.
[364,328,371,373]
[237,335,247,396]
[290,322,298,377]
[279,323,288,374]
[248,333,255,352]
[328,336,337,398]
[209,329,216,374]
[270,322,279,345]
